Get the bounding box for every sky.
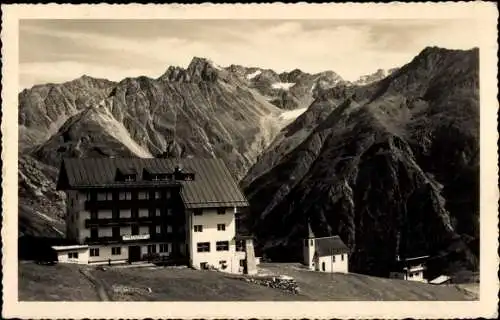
[19,19,480,90]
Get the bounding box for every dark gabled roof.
[314,236,350,256]
[58,157,249,209]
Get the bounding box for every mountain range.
[18,47,479,278]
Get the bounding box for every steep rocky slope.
[227,65,345,110]
[243,47,480,277]
[19,75,116,151]
[32,58,285,178]
[18,57,298,236]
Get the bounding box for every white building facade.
[303,225,350,273]
[54,158,256,274]
[389,256,429,283]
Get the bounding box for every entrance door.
[322,262,326,271]
[129,246,141,263]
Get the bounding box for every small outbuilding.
[303,223,349,273]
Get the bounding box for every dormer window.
[116,167,137,182]
[124,175,136,182]
[143,168,171,181]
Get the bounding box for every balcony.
[84,216,162,228]
[84,198,176,211]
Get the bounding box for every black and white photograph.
[2,3,498,319]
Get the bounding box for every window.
[166,190,171,199]
[194,209,202,216]
[159,243,169,253]
[97,193,105,201]
[120,209,131,218]
[167,208,172,216]
[217,224,226,231]
[194,225,203,232]
[156,225,161,234]
[219,260,227,270]
[68,252,79,259]
[310,239,313,246]
[200,262,208,269]
[197,242,210,252]
[156,208,161,216]
[341,254,345,261]
[138,191,149,200]
[90,210,98,220]
[147,244,156,254]
[90,248,100,257]
[239,259,246,267]
[166,225,172,233]
[90,227,98,239]
[112,247,122,255]
[332,255,336,263]
[217,208,226,215]
[86,193,91,201]
[138,208,149,217]
[112,227,120,238]
[236,240,245,252]
[216,241,229,251]
[119,192,132,200]
[155,191,161,199]
[124,175,136,182]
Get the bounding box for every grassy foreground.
[18,261,477,301]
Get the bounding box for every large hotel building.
[54,157,257,274]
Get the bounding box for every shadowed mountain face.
[243,47,480,277]
[19,57,308,237]
[27,58,289,179]
[19,49,479,279]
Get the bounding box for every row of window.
[196,241,230,252]
[88,244,170,257]
[193,208,226,216]
[193,224,226,232]
[89,208,173,219]
[90,190,172,201]
[89,225,173,239]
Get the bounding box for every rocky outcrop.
[243,47,480,277]
[19,57,289,236]
[239,275,300,294]
[19,75,116,150]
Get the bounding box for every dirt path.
[79,268,111,301]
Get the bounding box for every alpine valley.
[18,46,479,278]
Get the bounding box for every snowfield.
[246,70,262,80]
[278,107,308,121]
[91,109,154,158]
[271,82,295,90]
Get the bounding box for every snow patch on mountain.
[246,70,262,80]
[279,107,308,121]
[271,82,295,90]
[90,109,154,158]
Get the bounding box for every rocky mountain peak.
[159,56,224,83]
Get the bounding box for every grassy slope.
[18,262,100,301]
[19,262,476,301]
[259,263,477,301]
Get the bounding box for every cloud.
[19,19,481,89]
